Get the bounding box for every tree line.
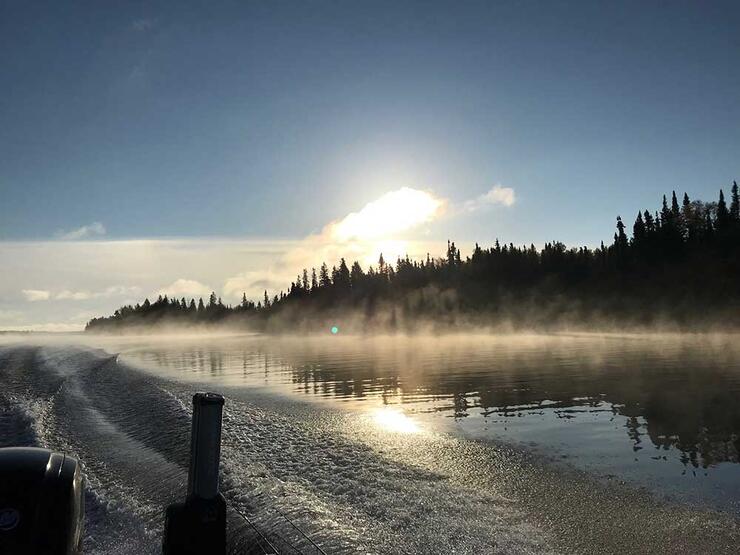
[86,182,740,332]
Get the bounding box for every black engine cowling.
[0,447,84,554]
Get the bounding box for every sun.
[332,187,445,241]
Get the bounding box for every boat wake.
[0,344,551,554]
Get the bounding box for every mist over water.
[2,332,740,553]
[113,332,740,501]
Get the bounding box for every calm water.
[2,332,740,553]
[114,332,740,510]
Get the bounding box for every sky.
[1,0,739,330]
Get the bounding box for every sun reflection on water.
[371,407,420,434]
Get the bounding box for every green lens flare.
[331,326,339,334]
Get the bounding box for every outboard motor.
[0,447,84,554]
[163,392,226,554]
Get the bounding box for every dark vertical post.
[163,393,226,555]
[188,392,224,499]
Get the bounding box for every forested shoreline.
[86,184,740,333]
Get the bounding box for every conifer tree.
[337,258,351,289]
[632,212,646,244]
[319,263,330,287]
[671,191,680,218]
[717,189,729,231]
[350,261,364,286]
[682,193,692,239]
[660,195,671,225]
[730,181,739,222]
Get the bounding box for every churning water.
[1,332,740,553]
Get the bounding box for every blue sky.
[1,1,739,329]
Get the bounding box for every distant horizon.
[2,183,738,331]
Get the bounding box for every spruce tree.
[671,191,680,218]
[319,263,330,287]
[717,189,729,231]
[660,195,671,226]
[337,258,351,289]
[350,261,364,286]
[643,210,655,234]
[682,193,692,239]
[730,181,739,222]
[632,212,646,244]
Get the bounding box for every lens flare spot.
[331,326,339,334]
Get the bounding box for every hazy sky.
[1,1,739,329]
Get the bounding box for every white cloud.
[54,286,141,301]
[332,187,446,241]
[464,185,516,211]
[22,289,51,302]
[223,270,290,300]
[157,279,212,299]
[222,187,449,300]
[55,290,92,300]
[55,222,106,240]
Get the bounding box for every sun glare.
[371,407,420,434]
[333,187,444,241]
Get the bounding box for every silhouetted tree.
[319,263,330,287]
[716,189,729,232]
[302,269,309,291]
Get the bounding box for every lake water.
[1,332,740,553]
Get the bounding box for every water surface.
[114,332,740,510]
[2,332,739,554]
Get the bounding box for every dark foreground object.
[163,392,226,555]
[0,447,84,554]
